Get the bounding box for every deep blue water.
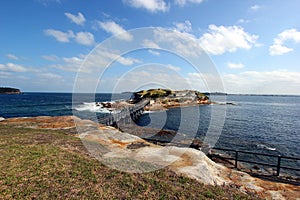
[1,92,299,175]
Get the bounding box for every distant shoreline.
[8,91,300,97]
[0,87,21,94]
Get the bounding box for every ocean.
[1,92,299,176]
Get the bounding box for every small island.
[0,87,21,94]
[132,88,210,111]
[99,88,210,112]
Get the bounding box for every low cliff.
[0,87,21,94]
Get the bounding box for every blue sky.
[0,0,300,94]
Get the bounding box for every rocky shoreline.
[1,115,299,199]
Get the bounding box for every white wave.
[74,102,111,113]
[144,110,158,114]
[257,144,276,151]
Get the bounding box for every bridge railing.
[98,99,150,125]
[211,147,300,177]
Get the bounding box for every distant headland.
[0,87,21,94]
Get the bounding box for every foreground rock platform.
[1,116,299,199]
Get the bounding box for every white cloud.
[99,66,192,93]
[63,56,83,67]
[36,0,61,6]
[40,72,63,79]
[7,63,28,72]
[44,29,95,46]
[148,49,160,56]
[75,32,95,46]
[142,39,160,48]
[53,48,141,74]
[237,19,250,24]
[250,4,260,11]
[152,25,258,56]
[223,70,300,94]
[6,54,19,60]
[98,21,133,41]
[153,25,258,57]
[118,56,141,66]
[269,44,293,56]
[199,24,258,55]
[95,50,141,66]
[269,29,300,56]
[0,63,28,72]
[44,29,74,43]
[41,55,59,62]
[153,28,203,57]
[64,12,85,25]
[0,64,5,70]
[186,70,300,94]
[187,72,224,92]
[166,64,181,71]
[0,71,12,78]
[51,56,84,72]
[174,20,192,32]
[227,62,244,69]
[174,0,203,6]
[123,0,169,12]
[275,29,300,43]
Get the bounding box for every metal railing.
[124,135,300,178]
[211,147,300,177]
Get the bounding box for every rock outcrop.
[1,116,299,199]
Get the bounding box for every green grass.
[136,89,172,98]
[0,125,260,199]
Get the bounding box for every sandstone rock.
[1,115,299,199]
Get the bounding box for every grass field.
[0,125,259,199]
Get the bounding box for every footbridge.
[98,99,150,126]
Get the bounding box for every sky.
[0,0,300,94]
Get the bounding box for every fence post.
[276,155,281,176]
[235,151,238,168]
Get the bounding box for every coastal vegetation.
[0,124,258,199]
[134,88,209,101]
